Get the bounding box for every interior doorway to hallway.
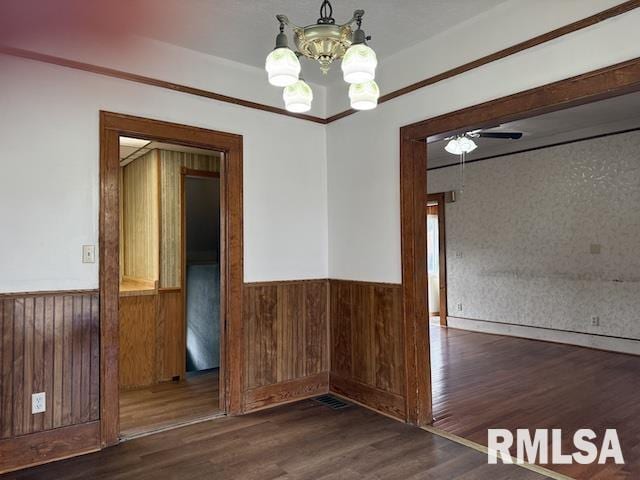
[117,139,223,439]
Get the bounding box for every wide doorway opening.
[425,90,640,480]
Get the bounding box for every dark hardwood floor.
[119,369,220,438]
[4,400,544,480]
[430,325,640,480]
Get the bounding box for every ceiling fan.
[434,128,523,155]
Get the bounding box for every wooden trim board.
[0,422,100,475]
[244,372,329,412]
[329,373,406,420]
[327,0,640,123]
[0,46,326,124]
[2,1,638,124]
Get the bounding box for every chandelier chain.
[317,0,335,24]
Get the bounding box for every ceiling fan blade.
[478,132,523,140]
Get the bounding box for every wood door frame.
[181,167,223,410]
[99,112,243,447]
[426,192,447,326]
[400,57,640,427]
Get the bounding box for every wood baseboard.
[329,373,405,420]
[0,421,100,474]
[244,372,329,412]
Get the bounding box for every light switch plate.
[82,245,96,263]
[32,392,46,414]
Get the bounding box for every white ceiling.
[132,0,507,83]
[119,140,220,166]
[427,91,640,169]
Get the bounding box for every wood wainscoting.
[242,279,405,420]
[0,290,100,474]
[243,280,329,411]
[119,289,184,389]
[329,280,405,420]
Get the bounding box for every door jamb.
[426,192,447,327]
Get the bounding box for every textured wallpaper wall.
[428,131,640,340]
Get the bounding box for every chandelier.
[265,0,379,113]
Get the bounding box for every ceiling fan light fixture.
[265,46,301,87]
[283,79,313,112]
[445,136,478,155]
[348,80,379,110]
[342,43,377,84]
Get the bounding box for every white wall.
[327,5,640,283]
[0,54,328,292]
[0,30,328,118]
[2,1,640,294]
[429,132,640,340]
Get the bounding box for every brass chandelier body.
[266,0,379,112]
[276,3,365,75]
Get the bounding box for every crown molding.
[0,45,328,124]
[1,0,638,125]
[326,0,640,123]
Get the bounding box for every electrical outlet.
[455,251,463,258]
[32,392,46,414]
[82,245,96,264]
[457,303,463,312]
[591,316,600,327]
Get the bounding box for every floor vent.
[313,395,351,410]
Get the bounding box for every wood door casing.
[401,57,640,426]
[100,112,244,448]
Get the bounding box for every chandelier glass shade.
[341,43,377,84]
[283,79,314,113]
[348,80,380,110]
[265,47,301,87]
[266,0,378,112]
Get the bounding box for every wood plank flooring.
[119,369,219,438]
[430,325,640,479]
[5,400,545,480]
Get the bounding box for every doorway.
[99,112,244,448]
[116,142,224,439]
[426,192,447,326]
[182,170,222,419]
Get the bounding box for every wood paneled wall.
[159,150,221,288]
[156,290,185,381]
[119,290,184,389]
[0,291,100,473]
[243,280,329,411]
[122,150,159,281]
[329,280,406,420]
